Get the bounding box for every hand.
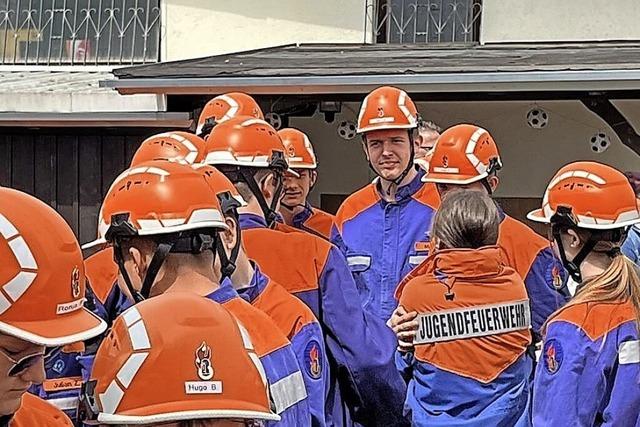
[388,306,419,352]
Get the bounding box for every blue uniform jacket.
[331,171,439,322]
[622,225,640,264]
[396,247,532,427]
[497,212,571,339]
[238,266,328,426]
[533,300,640,426]
[240,213,408,427]
[206,281,311,426]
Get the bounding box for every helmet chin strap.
[552,227,598,284]
[113,232,219,303]
[551,225,627,284]
[216,191,244,280]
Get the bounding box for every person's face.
[362,129,418,181]
[281,170,316,208]
[0,334,45,416]
[416,128,440,159]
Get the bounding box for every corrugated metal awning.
[103,42,640,95]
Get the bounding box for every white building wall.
[162,0,370,61]
[291,100,640,205]
[482,0,640,43]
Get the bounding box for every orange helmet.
[203,116,294,226]
[84,160,227,250]
[197,92,264,137]
[357,86,419,134]
[81,292,278,425]
[278,128,318,169]
[203,116,290,172]
[130,132,207,166]
[82,160,229,302]
[528,161,640,230]
[423,124,502,185]
[0,188,106,346]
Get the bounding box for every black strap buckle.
[77,380,100,423]
[105,213,138,242]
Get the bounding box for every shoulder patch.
[304,340,323,380]
[543,338,563,374]
[546,262,566,290]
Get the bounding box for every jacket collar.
[374,169,426,204]
[238,213,268,230]
[429,246,504,279]
[235,264,269,304]
[205,278,240,304]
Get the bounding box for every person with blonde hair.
[528,161,640,425]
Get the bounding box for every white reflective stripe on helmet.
[216,94,240,123]
[0,213,38,315]
[99,307,151,415]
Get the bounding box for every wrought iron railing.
[0,0,160,65]
[368,0,482,44]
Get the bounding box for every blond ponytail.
[560,246,640,332]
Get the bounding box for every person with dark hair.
[203,116,408,427]
[406,124,570,339]
[331,86,440,323]
[529,161,640,425]
[394,191,532,426]
[82,160,311,426]
[277,128,335,240]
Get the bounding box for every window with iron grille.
[373,0,482,44]
[0,0,160,65]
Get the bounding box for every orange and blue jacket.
[240,213,408,427]
[497,212,571,338]
[9,393,73,426]
[239,265,328,426]
[331,171,440,321]
[533,299,640,426]
[285,202,335,240]
[206,280,311,426]
[29,248,130,423]
[397,246,533,426]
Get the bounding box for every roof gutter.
[102,69,640,95]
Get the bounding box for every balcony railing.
[369,0,482,44]
[0,0,160,65]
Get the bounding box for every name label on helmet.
[414,300,531,344]
[184,381,223,394]
[432,166,460,174]
[369,117,395,125]
[56,298,85,315]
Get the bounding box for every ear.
[309,170,318,188]
[361,138,370,162]
[128,246,146,281]
[566,228,582,249]
[412,132,421,151]
[221,216,239,251]
[260,173,276,199]
[487,175,500,193]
